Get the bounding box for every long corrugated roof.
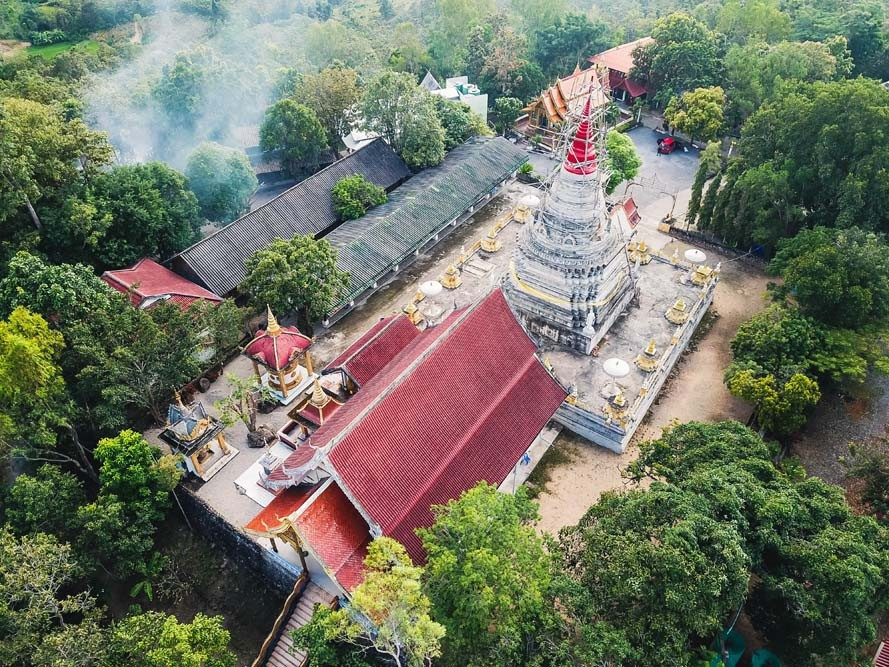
[169,139,410,295]
[325,137,527,312]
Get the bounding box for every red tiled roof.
[589,37,654,74]
[297,398,343,427]
[322,289,567,561]
[323,315,419,386]
[875,641,889,667]
[102,258,222,310]
[617,76,648,98]
[266,445,318,483]
[244,484,318,533]
[623,197,640,226]
[244,328,312,371]
[295,482,370,592]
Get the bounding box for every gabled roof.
[589,37,654,75]
[875,641,888,667]
[317,289,567,561]
[420,70,441,91]
[244,484,320,534]
[323,314,420,386]
[326,137,527,313]
[102,258,222,309]
[169,139,410,295]
[294,481,370,592]
[523,68,609,124]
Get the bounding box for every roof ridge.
[169,139,388,261]
[384,351,539,538]
[330,315,402,370]
[321,305,475,456]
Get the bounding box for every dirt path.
[535,253,771,535]
[0,40,29,59]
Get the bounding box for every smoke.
[83,0,312,168]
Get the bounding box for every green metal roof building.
[324,136,527,322]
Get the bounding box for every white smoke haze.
[84,0,313,168]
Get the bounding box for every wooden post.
[278,370,288,398]
[217,433,230,454]
[190,452,204,477]
[304,350,314,376]
[251,359,261,380]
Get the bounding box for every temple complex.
[520,67,609,145]
[503,96,637,354]
[244,290,566,594]
[243,308,316,404]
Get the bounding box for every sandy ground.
[0,40,29,58]
[534,141,772,534]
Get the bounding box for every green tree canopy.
[361,71,446,168]
[243,235,349,331]
[769,226,889,329]
[664,85,725,143]
[331,174,387,221]
[260,99,328,176]
[300,538,445,667]
[3,464,84,540]
[418,483,553,666]
[185,142,257,223]
[533,14,613,78]
[292,65,361,147]
[109,611,236,667]
[716,0,791,45]
[630,13,725,105]
[490,96,523,135]
[604,130,641,195]
[430,97,489,151]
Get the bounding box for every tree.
[664,86,725,144]
[361,71,446,168]
[490,96,523,135]
[4,464,85,540]
[185,142,257,223]
[556,484,750,665]
[533,14,613,78]
[304,538,444,667]
[630,13,724,105]
[768,227,889,330]
[418,483,552,667]
[686,142,722,226]
[152,48,212,127]
[109,612,236,667]
[58,163,203,269]
[82,302,203,427]
[293,66,361,147]
[724,79,889,251]
[260,99,328,176]
[243,235,349,331]
[387,24,433,76]
[695,169,722,231]
[291,606,376,667]
[427,0,494,74]
[0,97,111,233]
[716,0,791,45]
[332,174,387,221]
[430,97,490,151]
[726,368,820,436]
[604,130,641,195]
[628,421,889,666]
[214,374,273,447]
[0,529,108,667]
[843,439,889,521]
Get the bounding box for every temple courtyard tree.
[332,174,387,221]
[4,464,85,540]
[491,96,523,135]
[431,97,490,151]
[664,86,725,144]
[243,235,349,332]
[185,142,258,223]
[418,482,554,666]
[533,14,612,78]
[260,99,328,176]
[215,374,274,448]
[296,538,444,667]
[604,130,641,195]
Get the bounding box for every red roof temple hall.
[102,258,222,310]
[244,289,566,595]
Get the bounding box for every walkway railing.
[251,571,308,667]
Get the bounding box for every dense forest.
[1,0,889,665]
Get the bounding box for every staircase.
[263,581,338,667]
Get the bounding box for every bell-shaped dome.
[244,306,312,371]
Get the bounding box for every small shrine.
[243,307,315,404]
[159,394,238,482]
[634,339,659,372]
[666,298,689,325]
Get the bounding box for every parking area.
[622,126,700,210]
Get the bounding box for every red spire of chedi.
[564,95,598,175]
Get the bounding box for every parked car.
[657,136,684,154]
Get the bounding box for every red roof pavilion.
[323,314,420,386]
[244,308,312,371]
[102,258,222,310]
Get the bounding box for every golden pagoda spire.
[266,305,282,337]
[309,378,330,408]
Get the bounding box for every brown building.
[520,67,609,145]
[588,37,654,103]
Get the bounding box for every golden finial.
[645,339,657,356]
[266,305,282,337]
[174,388,186,410]
[310,378,329,408]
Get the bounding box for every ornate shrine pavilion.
[243,308,315,404]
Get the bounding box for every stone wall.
[176,487,301,597]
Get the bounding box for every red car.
[657,136,684,154]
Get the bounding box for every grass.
[26,39,100,59]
